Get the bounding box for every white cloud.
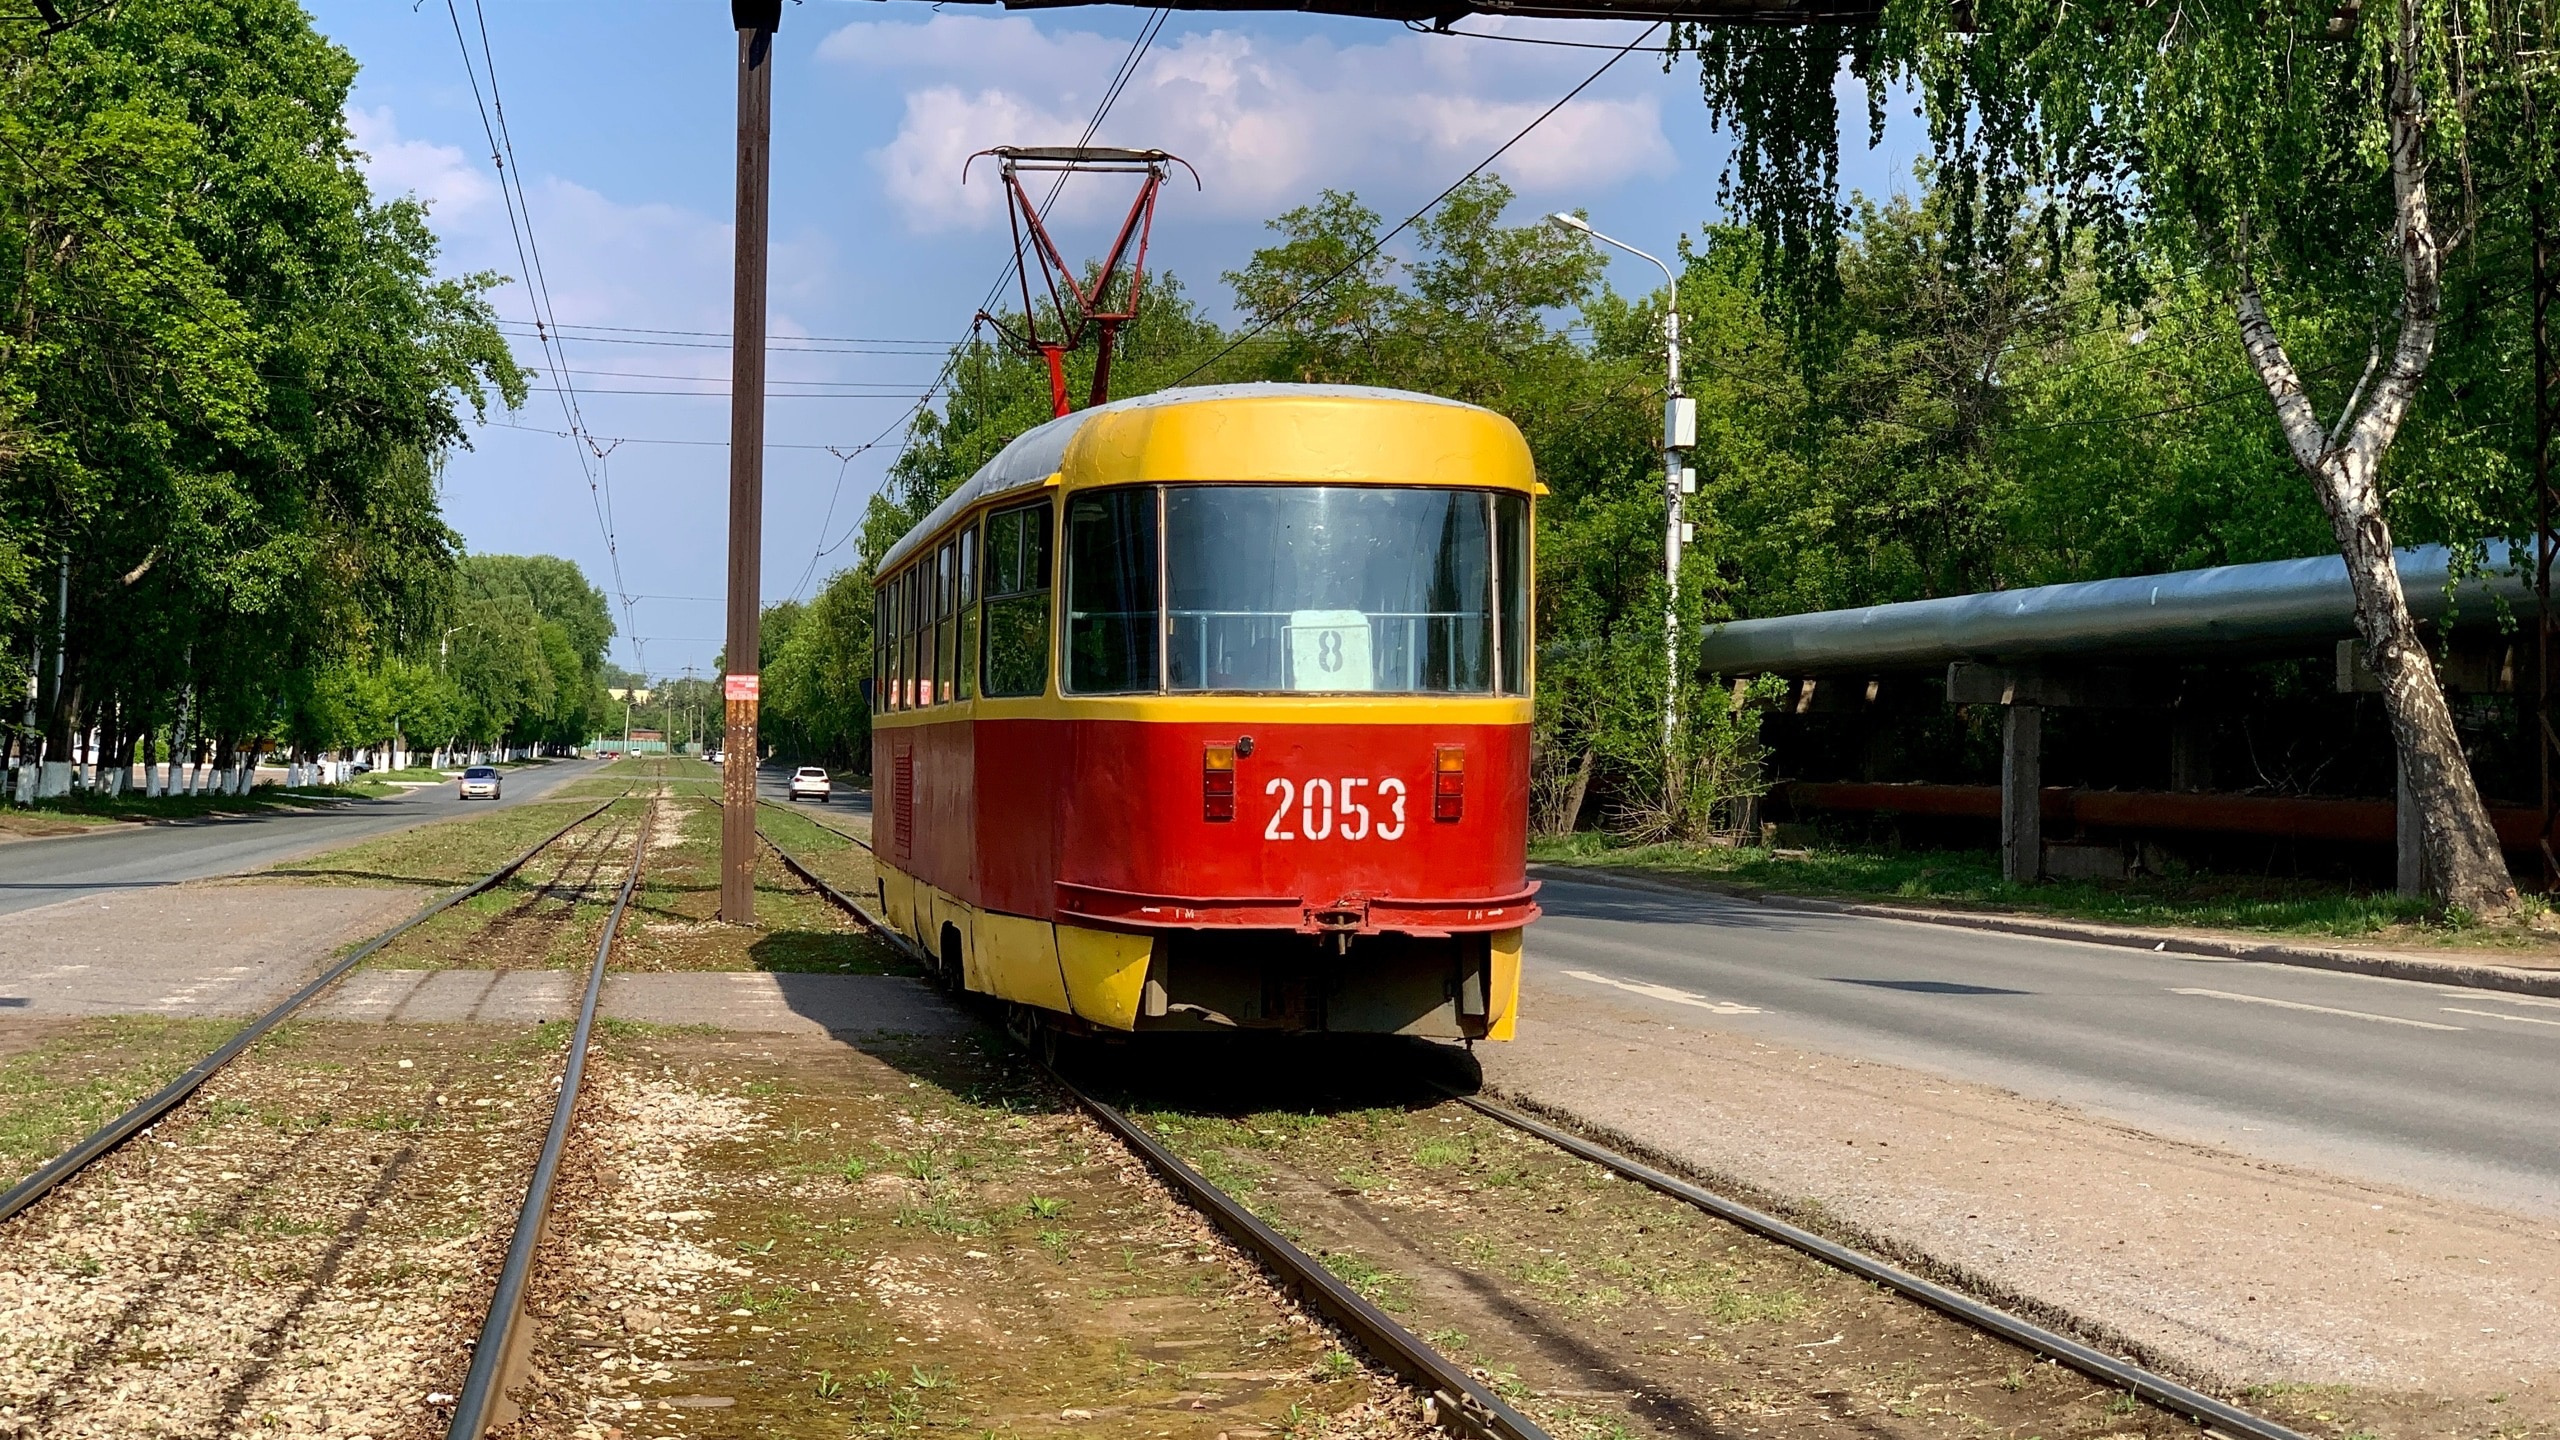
[817,15,1672,234]
[347,105,497,220]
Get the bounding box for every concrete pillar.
[2396,749,2427,899]
[2002,704,2043,884]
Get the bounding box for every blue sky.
[311,0,1925,681]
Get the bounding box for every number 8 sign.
[1286,610,1373,692]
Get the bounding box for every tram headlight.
[1204,742,1238,822]
[1433,744,1465,823]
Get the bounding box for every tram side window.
[1495,492,1529,695]
[882,579,899,712]
[897,568,917,710]
[936,541,958,705]
[871,589,887,714]
[907,565,929,708]
[956,527,978,702]
[1066,488,1160,693]
[981,501,1052,698]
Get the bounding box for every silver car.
[459,765,502,801]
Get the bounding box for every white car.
[787,767,831,803]
[459,765,502,801]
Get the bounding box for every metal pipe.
[1695,542,2535,676]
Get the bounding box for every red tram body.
[869,384,1537,1038]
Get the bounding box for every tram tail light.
[1203,743,1238,822]
[1433,745,1465,823]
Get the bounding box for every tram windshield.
[1065,485,1528,695]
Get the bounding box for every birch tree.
[1690,0,2557,914]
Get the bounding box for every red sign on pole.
[725,674,760,701]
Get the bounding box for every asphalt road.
[1530,870,2560,1215]
[753,760,871,817]
[0,759,607,919]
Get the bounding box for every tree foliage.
[0,0,531,784]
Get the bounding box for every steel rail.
[755,795,874,852]
[0,794,624,1225]
[1450,1091,2314,1440]
[1060,1080,1552,1440]
[759,832,890,931]
[758,824,1547,1440]
[762,812,2286,1440]
[446,796,656,1440]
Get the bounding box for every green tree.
[0,0,523,792]
[1687,0,2556,911]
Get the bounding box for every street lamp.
[1549,212,1691,755]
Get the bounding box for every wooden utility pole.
[721,0,778,924]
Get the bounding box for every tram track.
[0,791,665,1438]
[758,817,2315,1440]
[443,793,655,1440]
[0,792,624,1224]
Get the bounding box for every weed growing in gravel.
[0,1017,238,1188]
[1319,1251,1411,1311]
[1415,1137,1472,1166]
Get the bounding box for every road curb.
[1529,862,2560,999]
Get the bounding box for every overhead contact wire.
[788,7,1172,603]
[1172,21,1660,387]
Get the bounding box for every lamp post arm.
[1582,232,1680,396]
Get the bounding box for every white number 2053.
[1264,777,1407,842]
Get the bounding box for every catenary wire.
[448,0,645,675]
[1171,21,1662,387]
[785,6,1173,603]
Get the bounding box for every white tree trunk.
[2229,0,2513,915]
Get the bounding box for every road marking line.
[1561,969,1763,1015]
[2169,987,2464,1031]
[2442,1007,2560,1029]
[2438,989,2560,1010]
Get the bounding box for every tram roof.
[874,383,1519,576]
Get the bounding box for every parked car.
[787,766,830,803]
[459,765,502,801]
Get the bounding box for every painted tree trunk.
[2228,0,2514,915]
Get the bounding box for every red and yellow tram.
[868,383,1538,1039]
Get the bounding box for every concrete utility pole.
[721,0,778,924]
[1549,214,1689,752]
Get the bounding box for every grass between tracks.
[1120,1056,2196,1440]
[561,752,722,799]
[618,792,910,974]
[0,1021,578,1434]
[256,795,609,893]
[1528,834,2560,958]
[0,1016,241,1191]
[510,1029,1416,1439]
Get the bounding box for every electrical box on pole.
[967,146,1197,416]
